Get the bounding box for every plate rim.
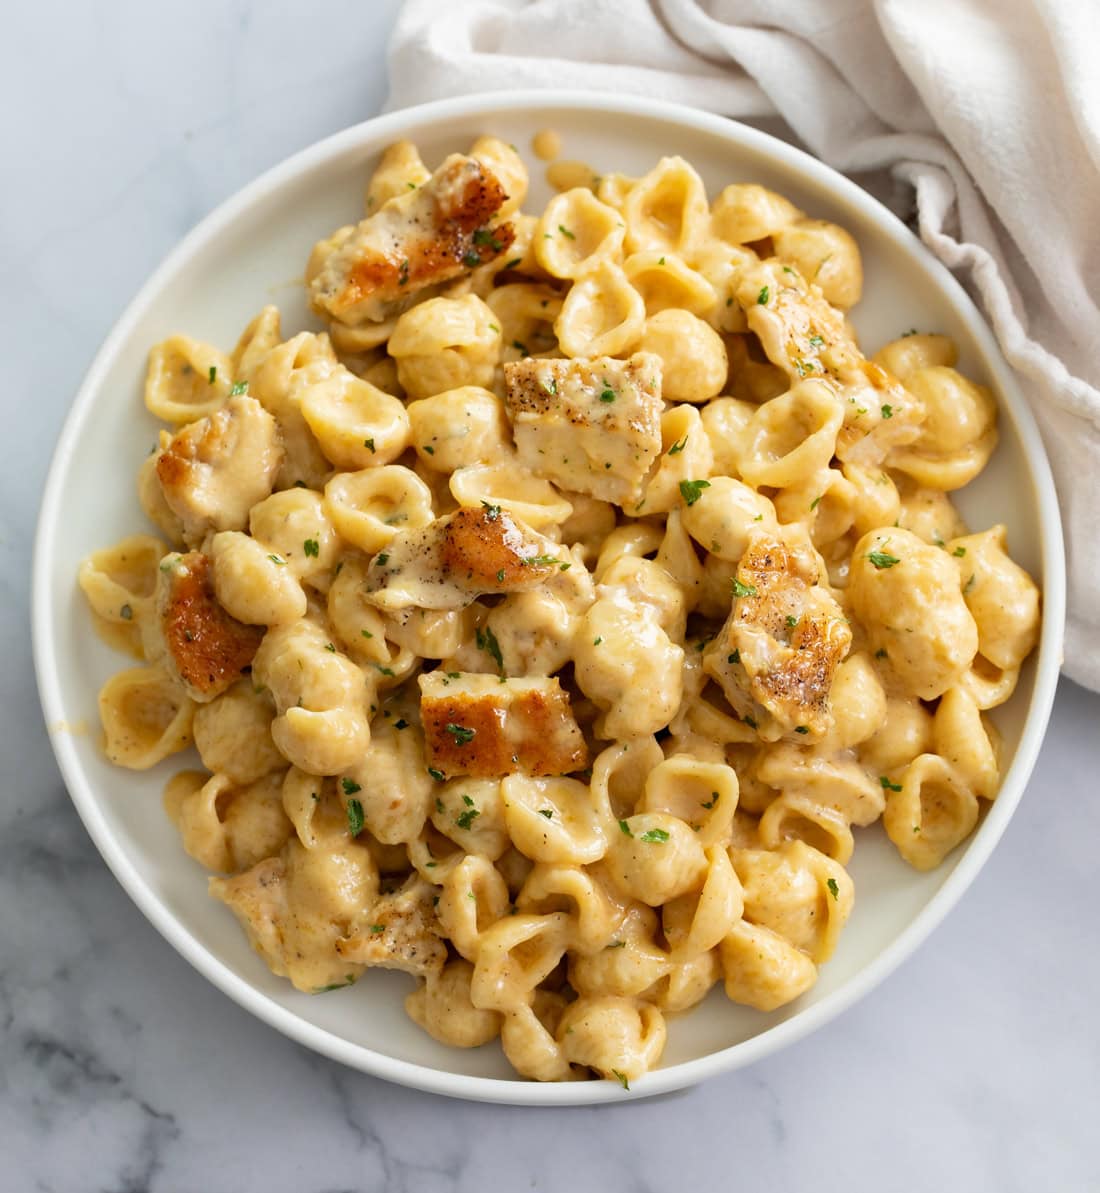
[32,88,1066,1105]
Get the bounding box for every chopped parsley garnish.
[513,339,528,355]
[476,625,505,674]
[558,224,576,240]
[538,808,554,819]
[757,285,770,305]
[267,553,286,565]
[324,643,336,653]
[964,574,976,593]
[521,554,562,568]
[427,767,445,782]
[504,257,522,269]
[361,629,373,639]
[612,1070,630,1090]
[953,546,967,557]
[809,495,822,511]
[455,805,481,830]
[639,828,670,844]
[795,725,809,734]
[701,792,719,809]
[826,877,839,900]
[881,404,893,419]
[374,664,395,677]
[593,636,603,646]
[376,553,389,566]
[303,538,320,558]
[785,615,798,628]
[599,387,616,403]
[658,256,665,265]
[364,438,375,453]
[120,604,133,621]
[743,715,759,730]
[618,819,633,838]
[315,975,357,992]
[866,550,900,569]
[370,923,386,934]
[902,327,918,337]
[880,776,902,792]
[422,444,435,454]
[732,580,758,598]
[445,723,476,746]
[481,500,502,520]
[341,778,361,795]
[679,478,711,506]
[346,798,365,837]
[435,797,445,813]
[462,251,482,268]
[667,434,688,455]
[727,649,741,665]
[808,334,824,348]
[473,228,503,251]
[398,258,410,285]
[229,381,249,396]
[208,365,217,384]
[496,568,506,583]
[542,376,557,395]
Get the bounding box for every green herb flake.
[346,798,365,837]
[446,723,476,746]
[558,224,576,240]
[732,579,758,599]
[267,553,286,566]
[455,806,481,831]
[727,649,741,665]
[481,500,502,520]
[757,285,770,305]
[808,334,824,348]
[826,877,839,900]
[810,495,823,511]
[427,767,445,782]
[880,776,903,792]
[315,975,357,992]
[667,434,688,455]
[398,258,410,286]
[504,257,522,269]
[374,664,395,677]
[496,568,506,583]
[538,808,554,819]
[361,629,374,640]
[612,1070,630,1090]
[964,574,976,594]
[593,636,603,646]
[866,550,900,570]
[701,792,719,809]
[795,725,809,735]
[229,381,249,396]
[462,251,481,268]
[744,715,758,730]
[679,478,711,506]
[473,228,503,251]
[303,538,320,558]
[341,778,362,796]
[881,403,893,419]
[435,797,445,813]
[953,546,967,557]
[324,642,336,653]
[422,444,435,455]
[370,923,386,934]
[618,819,633,838]
[785,615,798,628]
[541,376,557,395]
[376,553,390,566]
[208,366,217,384]
[521,554,561,568]
[639,828,670,844]
[607,940,626,950]
[364,438,376,453]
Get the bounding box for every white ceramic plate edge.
[32,90,1066,1105]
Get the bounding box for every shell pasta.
[79,132,1040,1087]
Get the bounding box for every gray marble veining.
[3,2,1098,1189]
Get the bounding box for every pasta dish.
[77,133,1040,1086]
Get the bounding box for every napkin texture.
[388,0,1100,689]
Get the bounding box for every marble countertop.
[4,2,1098,1189]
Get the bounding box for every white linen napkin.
[387,0,1100,690]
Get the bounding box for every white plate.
[33,91,1065,1105]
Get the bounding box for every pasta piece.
[556,996,666,1085]
[848,527,978,700]
[192,680,285,784]
[503,352,663,505]
[98,666,194,769]
[554,258,646,358]
[635,310,727,403]
[405,959,502,1048]
[623,156,710,261]
[248,488,341,590]
[208,531,308,627]
[500,776,609,865]
[604,813,708,906]
[388,294,501,399]
[298,365,411,469]
[406,386,510,473]
[516,864,628,955]
[535,189,626,279]
[323,465,434,557]
[883,754,980,870]
[309,153,516,324]
[419,672,587,779]
[144,335,232,424]
[364,139,431,212]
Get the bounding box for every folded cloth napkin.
[388,0,1100,690]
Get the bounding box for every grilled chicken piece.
[419,671,588,779]
[337,878,446,980]
[732,260,923,465]
[364,505,573,611]
[155,394,283,547]
[308,154,515,325]
[146,551,264,703]
[703,532,851,741]
[503,353,664,505]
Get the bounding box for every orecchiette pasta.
[80,130,1040,1088]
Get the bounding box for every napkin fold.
[388,0,1100,690]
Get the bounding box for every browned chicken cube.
[308,154,515,325]
[418,671,588,779]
